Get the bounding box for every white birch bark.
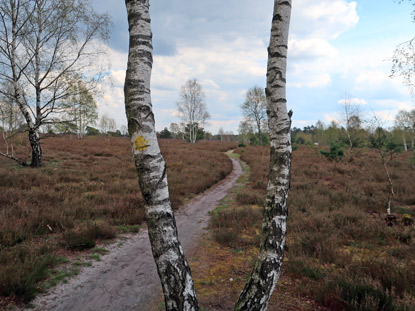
[402,131,408,152]
[124,1,199,310]
[235,1,292,310]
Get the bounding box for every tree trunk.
[235,1,292,310]
[29,129,42,167]
[124,1,199,310]
[402,131,407,152]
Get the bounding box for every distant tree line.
[291,110,415,155]
[157,122,238,142]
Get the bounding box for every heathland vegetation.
[1,131,415,310]
[197,145,415,311]
[0,136,236,307]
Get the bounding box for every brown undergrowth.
[0,136,236,305]
[213,145,415,311]
[187,153,327,311]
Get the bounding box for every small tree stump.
[385,214,397,227]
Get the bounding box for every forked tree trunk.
[29,129,42,167]
[235,1,292,310]
[124,1,199,310]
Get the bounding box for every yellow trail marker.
[134,136,149,151]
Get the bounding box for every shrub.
[236,189,264,205]
[62,229,96,250]
[286,258,326,280]
[210,206,262,247]
[61,223,115,251]
[322,276,395,311]
[0,244,57,301]
[213,228,239,246]
[320,141,344,160]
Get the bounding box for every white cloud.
[287,1,358,90]
[338,98,368,106]
[290,73,332,88]
[93,34,268,133]
[208,119,240,133]
[291,0,359,39]
[371,110,397,123]
[110,70,126,86]
[370,99,413,111]
[324,113,341,124]
[91,0,412,134]
[152,36,267,91]
[289,38,338,60]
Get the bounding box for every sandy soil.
[27,156,242,311]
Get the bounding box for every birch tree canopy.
[0,0,110,167]
[241,86,267,138]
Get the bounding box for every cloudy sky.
[91,0,415,134]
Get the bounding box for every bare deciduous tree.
[395,109,415,150]
[177,79,210,144]
[395,109,410,151]
[62,79,98,139]
[0,82,26,164]
[99,113,116,137]
[241,86,267,144]
[0,0,110,167]
[339,96,363,155]
[391,1,415,95]
[368,113,403,214]
[169,122,180,139]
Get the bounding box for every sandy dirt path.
[28,156,242,311]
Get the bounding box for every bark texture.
[235,1,292,310]
[124,1,199,310]
[29,129,42,167]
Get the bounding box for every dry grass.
[0,135,236,304]
[228,145,415,311]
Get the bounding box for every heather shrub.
[62,223,116,250]
[320,276,395,311]
[234,145,415,310]
[0,136,236,303]
[236,189,264,205]
[0,244,58,301]
[210,206,261,247]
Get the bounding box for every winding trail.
[29,155,242,311]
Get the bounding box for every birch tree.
[395,109,415,150]
[241,86,267,144]
[235,0,292,309]
[0,82,26,164]
[339,96,363,155]
[62,80,98,139]
[124,0,292,310]
[392,1,415,95]
[177,79,210,144]
[124,0,199,310]
[395,109,411,151]
[0,0,109,167]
